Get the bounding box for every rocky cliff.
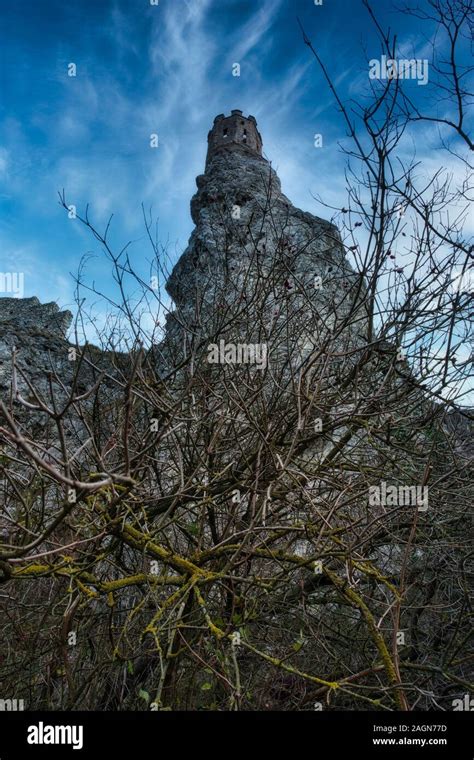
[163,111,365,371]
[0,298,74,419]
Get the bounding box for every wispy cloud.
[230,0,284,62]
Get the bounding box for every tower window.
[243,129,247,143]
[223,128,228,137]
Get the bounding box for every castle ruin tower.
[206,110,263,168]
[163,109,364,369]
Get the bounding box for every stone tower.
[206,110,263,167]
[163,109,365,372]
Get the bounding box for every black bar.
[0,711,472,758]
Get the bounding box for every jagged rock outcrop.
[0,297,74,409]
[0,297,72,336]
[0,296,123,451]
[162,110,366,370]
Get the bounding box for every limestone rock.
[163,110,365,370]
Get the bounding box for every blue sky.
[0,0,470,318]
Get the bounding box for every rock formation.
[163,110,365,371]
[0,298,72,393]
